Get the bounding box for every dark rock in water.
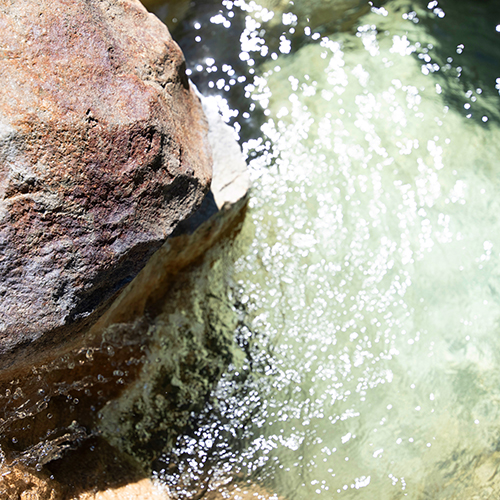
[0,0,212,371]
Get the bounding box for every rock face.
[0,0,212,370]
[95,95,250,465]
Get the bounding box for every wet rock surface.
[0,0,212,371]
[0,436,168,499]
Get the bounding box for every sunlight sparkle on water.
[154,0,500,498]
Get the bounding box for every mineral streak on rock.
[0,0,212,369]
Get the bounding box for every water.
[144,0,500,497]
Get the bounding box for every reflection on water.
[146,0,500,498]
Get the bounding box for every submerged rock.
[0,0,212,372]
[254,0,374,34]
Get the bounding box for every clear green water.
[150,0,500,497]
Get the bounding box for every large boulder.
[0,0,212,373]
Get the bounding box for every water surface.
[147,0,500,497]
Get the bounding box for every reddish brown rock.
[0,0,212,370]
